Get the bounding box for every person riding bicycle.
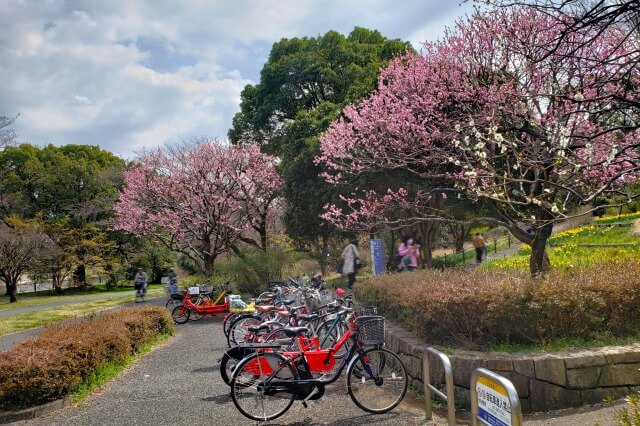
[134,267,148,300]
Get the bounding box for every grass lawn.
[0,284,164,312]
[485,222,640,271]
[0,288,165,336]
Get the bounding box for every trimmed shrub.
[0,306,173,408]
[357,261,640,350]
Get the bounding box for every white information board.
[476,376,512,426]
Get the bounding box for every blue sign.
[369,239,386,276]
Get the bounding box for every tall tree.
[0,221,50,302]
[229,28,413,269]
[0,144,125,286]
[114,139,282,275]
[318,8,640,275]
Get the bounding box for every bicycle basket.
[319,289,334,305]
[355,316,385,346]
[354,306,378,318]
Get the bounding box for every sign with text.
[369,239,386,276]
[476,376,512,426]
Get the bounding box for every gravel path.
[14,315,439,426]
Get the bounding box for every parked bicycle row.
[164,276,408,422]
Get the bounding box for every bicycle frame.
[177,287,230,316]
[245,333,375,401]
[237,322,355,377]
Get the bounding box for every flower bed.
[0,306,174,408]
[595,212,640,224]
[358,261,640,350]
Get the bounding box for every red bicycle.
[229,309,408,421]
[171,282,232,324]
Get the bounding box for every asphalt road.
[15,315,439,426]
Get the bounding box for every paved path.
[13,315,441,426]
[0,289,160,318]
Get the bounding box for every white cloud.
[0,0,468,158]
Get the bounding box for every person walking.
[134,267,149,301]
[167,268,178,284]
[472,233,486,264]
[397,236,419,272]
[340,238,361,295]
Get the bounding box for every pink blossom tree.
[114,139,283,275]
[318,7,640,275]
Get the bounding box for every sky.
[0,0,474,159]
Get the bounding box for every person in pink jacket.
[398,236,420,272]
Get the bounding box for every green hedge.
[0,306,174,408]
[358,261,640,350]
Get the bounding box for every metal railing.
[470,368,522,426]
[423,348,456,425]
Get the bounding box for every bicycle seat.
[282,326,309,337]
[288,305,305,313]
[282,299,296,306]
[299,313,318,322]
[256,305,285,314]
[247,324,272,334]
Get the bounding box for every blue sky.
[0,0,474,158]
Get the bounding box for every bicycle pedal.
[302,387,319,404]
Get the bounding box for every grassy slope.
[0,288,165,336]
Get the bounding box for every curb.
[0,396,73,424]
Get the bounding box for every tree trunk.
[529,224,553,276]
[259,212,268,251]
[415,220,438,269]
[5,279,17,303]
[74,264,87,288]
[319,235,329,276]
[450,224,467,253]
[203,252,215,277]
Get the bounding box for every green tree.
[0,144,125,290]
[229,28,413,270]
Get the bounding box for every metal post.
[423,348,456,425]
[470,368,522,426]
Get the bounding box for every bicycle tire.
[219,352,237,386]
[227,315,262,347]
[171,305,190,324]
[346,347,407,414]
[223,313,242,337]
[165,298,182,310]
[230,352,296,422]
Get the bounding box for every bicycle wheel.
[347,347,407,414]
[227,315,262,347]
[223,313,242,337]
[263,327,298,351]
[171,305,190,324]
[316,319,349,358]
[230,352,296,422]
[220,352,238,386]
[189,310,204,321]
[166,298,182,311]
